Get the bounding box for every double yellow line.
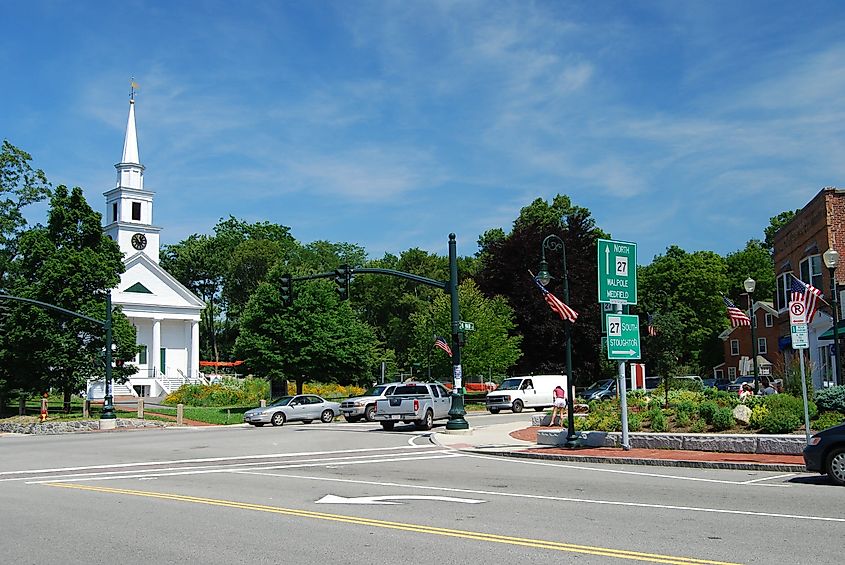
[46,483,741,565]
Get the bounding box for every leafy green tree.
[235,266,381,392]
[475,195,607,385]
[408,280,522,382]
[764,210,800,253]
[639,246,730,372]
[725,239,774,302]
[3,186,136,410]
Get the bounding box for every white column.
[191,321,200,381]
[152,319,161,378]
[184,321,192,379]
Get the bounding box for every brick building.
[714,302,781,381]
[771,187,845,387]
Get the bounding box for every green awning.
[818,320,845,341]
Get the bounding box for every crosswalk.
[0,444,463,485]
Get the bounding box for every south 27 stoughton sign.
[597,239,637,305]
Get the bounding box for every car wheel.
[534,407,544,412]
[512,399,524,413]
[271,412,285,427]
[827,447,845,486]
[489,407,500,414]
[415,410,434,431]
[321,409,334,423]
[364,405,376,422]
[380,421,395,431]
[344,415,361,423]
[252,423,264,427]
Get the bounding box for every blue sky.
[3,1,845,264]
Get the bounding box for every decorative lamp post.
[823,248,841,386]
[744,277,759,393]
[537,235,578,448]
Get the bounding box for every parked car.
[644,376,663,391]
[581,379,617,401]
[702,378,731,391]
[803,422,845,486]
[485,374,568,414]
[340,382,401,422]
[726,376,757,392]
[243,395,340,427]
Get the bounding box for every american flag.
[433,335,453,357]
[646,313,657,336]
[723,296,751,327]
[791,275,823,323]
[533,277,578,322]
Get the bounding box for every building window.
[137,345,147,365]
[765,313,773,327]
[799,255,824,293]
[714,369,724,379]
[818,346,831,383]
[112,202,118,222]
[758,337,767,355]
[132,202,141,221]
[728,366,736,379]
[776,272,792,311]
[730,339,739,356]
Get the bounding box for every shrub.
[763,394,817,421]
[698,401,718,424]
[669,390,705,405]
[812,411,845,431]
[675,411,691,428]
[711,407,735,431]
[815,386,845,413]
[673,400,697,419]
[760,407,801,434]
[749,405,769,428]
[650,409,668,432]
[597,413,622,432]
[690,418,707,433]
[708,390,740,408]
[628,412,642,432]
[647,398,663,411]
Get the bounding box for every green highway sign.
[597,239,637,305]
[605,313,641,360]
[459,321,475,331]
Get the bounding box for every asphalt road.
[1,413,842,564]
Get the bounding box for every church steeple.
[104,84,162,263]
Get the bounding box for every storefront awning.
[818,320,845,341]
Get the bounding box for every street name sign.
[791,323,809,349]
[459,321,475,331]
[605,313,641,360]
[597,239,637,304]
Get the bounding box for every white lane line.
[739,473,796,485]
[460,452,789,486]
[25,453,462,484]
[5,450,448,484]
[232,471,845,524]
[0,444,434,478]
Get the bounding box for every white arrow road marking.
[315,494,484,505]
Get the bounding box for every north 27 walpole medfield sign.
[597,239,637,305]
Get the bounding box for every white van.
[485,374,568,414]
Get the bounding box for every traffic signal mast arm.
[290,267,447,290]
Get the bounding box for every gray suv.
[340,382,401,422]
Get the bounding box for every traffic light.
[335,264,350,301]
[280,273,293,307]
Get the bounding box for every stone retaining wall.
[535,429,807,455]
[0,418,169,435]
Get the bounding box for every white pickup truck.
[373,382,452,431]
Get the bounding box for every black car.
[702,378,731,391]
[803,422,845,486]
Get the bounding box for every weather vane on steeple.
[130,77,139,102]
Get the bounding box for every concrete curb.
[462,448,808,473]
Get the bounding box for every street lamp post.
[823,249,841,386]
[744,278,759,393]
[537,234,578,448]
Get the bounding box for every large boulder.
[733,404,752,425]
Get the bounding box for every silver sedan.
[243,395,340,427]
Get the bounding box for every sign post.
[789,301,812,445]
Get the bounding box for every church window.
[112,203,118,222]
[132,202,141,221]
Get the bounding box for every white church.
[89,93,206,399]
